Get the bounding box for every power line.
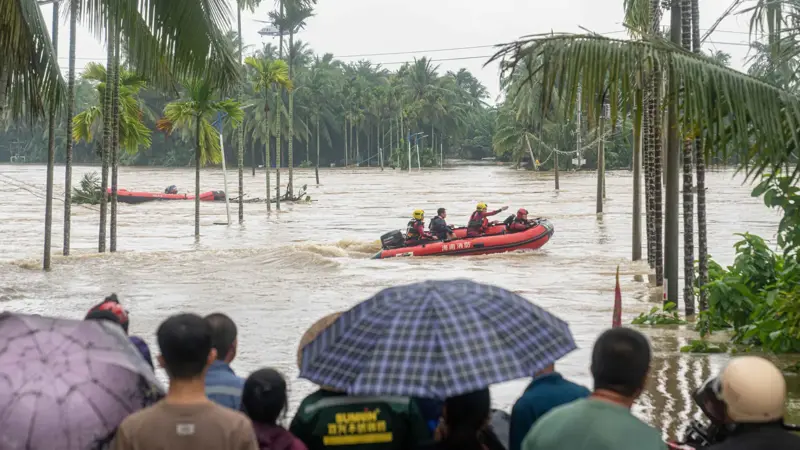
[55,27,760,65]
[336,44,500,58]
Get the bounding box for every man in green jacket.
[291,312,431,450]
[521,328,666,450]
[289,390,431,450]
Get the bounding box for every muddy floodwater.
[1,163,798,438]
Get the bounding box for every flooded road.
[0,163,795,438]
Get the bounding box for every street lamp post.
[417,134,427,171]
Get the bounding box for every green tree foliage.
[72,63,152,156]
[2,44,493,169]
[696,173,800,352]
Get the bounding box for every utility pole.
[633,103,643,261]
[576,86,582,170]
[596,105,606,215]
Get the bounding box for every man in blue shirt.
[203,313,245,410]
[509,364,590,450]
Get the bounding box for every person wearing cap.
[697,356,800,449]
[289,312,431,450]
[86,294,154,369]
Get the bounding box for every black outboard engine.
[165,185,178,194]
[380,230,405,250]
[212,190,226,201]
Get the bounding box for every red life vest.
[468,211,485,230]
[406,219,424,239]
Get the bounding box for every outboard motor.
[380,230,405,250]
[164,185,178,194]
[212,190,226,201]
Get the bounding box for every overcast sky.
[42,0,756,103]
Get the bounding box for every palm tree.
[681,0,695,315]
[488,0,800,305]
[72,63,152,162]
[43,1,60,271]
[245,55,292,210]
[63,0,78,257]
[157,79,244,239]
[98,16,116,253]
[303,55,337,184]
[237,0,263,223]
[82,0,241,254]
[284,3,314,196]
[693,0,707,312]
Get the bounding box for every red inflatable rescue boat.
[373,219,554,259]
[106,188,224,204]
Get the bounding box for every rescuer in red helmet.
[507,208,535,232]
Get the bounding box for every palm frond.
[1,0,65,121]
[488,33,800,179]
[73,0,239,92]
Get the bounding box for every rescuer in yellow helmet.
[467,202,508,237]
[406,209,434,245]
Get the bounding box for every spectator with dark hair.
[520,327,666,450]
[111,313,258,450]
[419,388,504,450]
[86,293,153,369]
[204,312,246,410]
[241,368,307,450]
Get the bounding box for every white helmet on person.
[719,356,786,423]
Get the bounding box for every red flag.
[612,265,622,328]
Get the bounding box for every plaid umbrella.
[299,279,577,399]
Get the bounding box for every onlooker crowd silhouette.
[4,281,798,450]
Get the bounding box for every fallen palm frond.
[72,171,103,204]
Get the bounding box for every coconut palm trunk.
[681,0,695,314]
[237,4,245,223]
[110,30,121,253]
[644,92,654,267]
[649,0,664,289]
[287,26,295,197]
[665,0,682,305]
[63,0,77,256]
[315,115,320,184]
[98,17,115,253]
[692,0,708,311]
[356,122,360,164]
[265,105,271,211]
[275,2,284,210]
[43,1,59,270]
[194,115,202,238]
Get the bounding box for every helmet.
[476,202,487,211]
[87,299,130,332]
[694,356,786,424]
[721,356,786,423]
[413,209,425,220]
[517,208,528,219]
